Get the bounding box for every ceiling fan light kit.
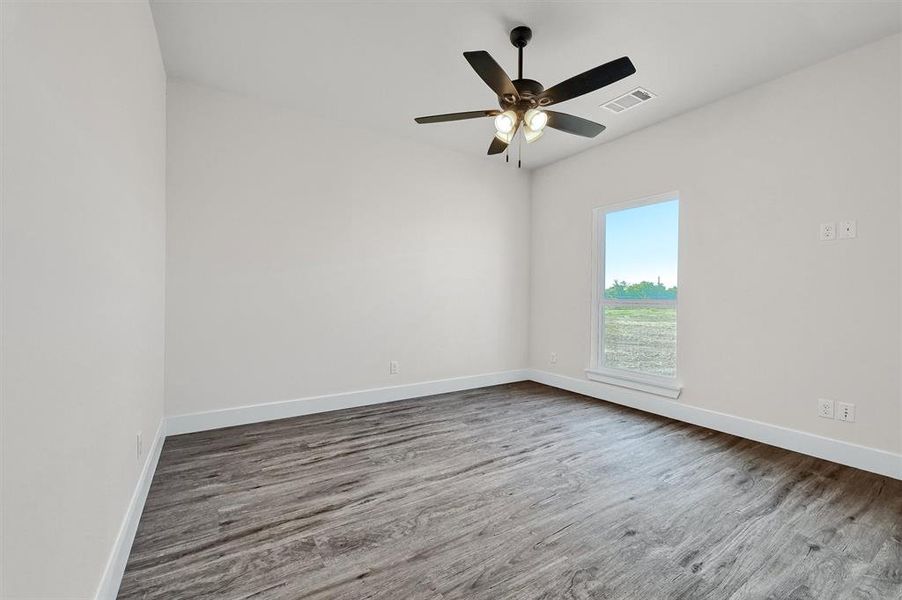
[524,108,548,132]
[494,110,517,134]
[494,129,515,144]
[523,128,543,144]
[414,25,636,166]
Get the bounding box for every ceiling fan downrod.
[510,26,532,80]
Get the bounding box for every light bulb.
[493,110,517,134]
[524,128,544,143]
[525,109,548,132]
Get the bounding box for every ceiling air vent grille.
[602,87,656,113]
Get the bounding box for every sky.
[604,198,679,288]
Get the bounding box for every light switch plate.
[836,402,855,422]
[839,220,857,239]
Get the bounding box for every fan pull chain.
[518,133,522,169]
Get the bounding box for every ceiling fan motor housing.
[501,78,545,110]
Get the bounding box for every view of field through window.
[602,198,678,377]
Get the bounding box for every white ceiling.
[150,1,901,169]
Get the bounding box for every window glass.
[599,197,678,377]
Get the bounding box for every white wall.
[0,3,166,598]
[530,35,902,456]
[165,81,530,417]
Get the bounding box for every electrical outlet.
[819,223,836,241]
[817,398,834,419]
[836,402,855,422]
[389,360,399,375]
[839,220,857,239]
[136,432,143,461]
[550,352,558,364]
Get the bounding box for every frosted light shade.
[524,128,544,143]
[494,130,514,144]
[524,109,548,131]
[493,110,517,134]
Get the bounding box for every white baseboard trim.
[166,369,531,435]
[94,418,166,600]
[528,369,902,481]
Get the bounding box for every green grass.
[603,307,676,377]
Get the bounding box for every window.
[588,193,680,397]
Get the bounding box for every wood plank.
[118,382,902,599]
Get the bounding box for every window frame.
[587,191,682,399]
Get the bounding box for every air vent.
[602,87,656,114]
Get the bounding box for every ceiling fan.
[414,26,636,165]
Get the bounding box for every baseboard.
[528,369,902,480]
[94,418,166,600]
[166,369,531,435]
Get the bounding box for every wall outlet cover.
[389,360,399,375]
[817,398,834,419]
[819,223,836,241]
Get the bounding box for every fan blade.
[538,56,636,106]
[487,136,508,155]
[464,51,519,100]
[546,111,606,138]
[415,110,499,124]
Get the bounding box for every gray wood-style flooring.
[119,382,902,599]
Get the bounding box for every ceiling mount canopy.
[414,26,636,166]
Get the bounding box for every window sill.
[585,368,682,399]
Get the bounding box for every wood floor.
[119,382,902,599]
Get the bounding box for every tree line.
[605,280,677,300]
